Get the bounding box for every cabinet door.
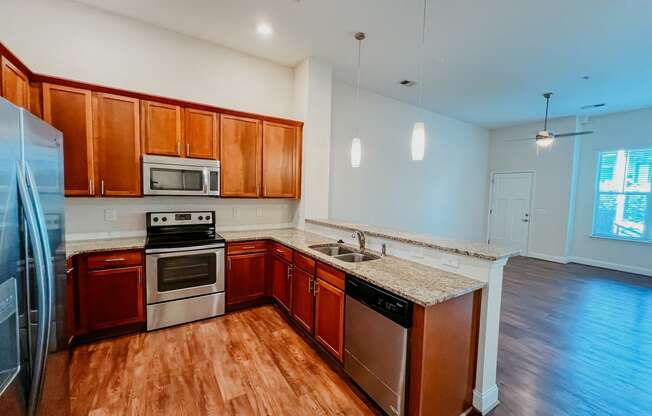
[220,114,261,197]
[93,93,141,196]
[184,108,218,159]
[87,266,144,332]
[262,121,299,198]
[292,267,314,333]
[226,252,267,307]
[1,56,29,108]
[315,278,345,361]
[142,100,182,156]
[43,84,95,196]
[271,255,291,311]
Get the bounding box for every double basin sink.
[309,243,380,263]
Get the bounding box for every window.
[593,148,652,243]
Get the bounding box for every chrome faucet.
[353,230,366,252]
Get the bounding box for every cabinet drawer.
[87,250,143,270]
[272,242,293,262]
[227,240,268,255]
[294,251,315,274]
[316,262,345,290]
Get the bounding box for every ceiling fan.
[509,93,594,147]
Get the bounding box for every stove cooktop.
[145,211,225,250]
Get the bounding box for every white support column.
[473,258,507,414]
[292,57,333,228]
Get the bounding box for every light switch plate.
[232,207,240,217]
[104,208,116,222]
[256,207,263,217]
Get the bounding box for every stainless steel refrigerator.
[0,97,68,415]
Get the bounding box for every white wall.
[65,198,296,240]
[0,0,294,119]
[489,109,652,276]
[329,81,490,242]
[570,108,652,275]
[489,117,577,260]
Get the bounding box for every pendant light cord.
[418,0,427,106]
[355,34,363,137]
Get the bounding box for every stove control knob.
[206,215,211,221]
[153,217,159,222]
[198,216,203,220]
[162,217,167,222]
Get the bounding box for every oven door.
[143,162,209,196]
[146,245,225,304]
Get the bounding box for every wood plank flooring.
[69,305,374,416]
[494,257,652,416]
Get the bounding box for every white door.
[488,172,533,254]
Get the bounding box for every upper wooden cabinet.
[184,108,219,159]
[1,56,29,109]
[43,84,95,196]
[220,114,262,197]
[142,100,182,156]
[262,121,300,198]
[93,93,141,197]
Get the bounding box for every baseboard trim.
[472,385,499,415]
[568,256,652,277]
[527,252,569,264]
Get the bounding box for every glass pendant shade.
[351,137,362,168]
[411,122,426,161]
[536,137,554,148]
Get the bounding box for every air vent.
[399,80,417,87]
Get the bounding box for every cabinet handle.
[263,185,266,196]
[314,281,319,295]
[242,246,256,250]
[276,249,284,254]
[287,265,293,280]
[101,179,105,196]
[89,179,94,195]
[103,258,125,262]
[177,142,181,155]
[186,143,190,156]
[308,278,313,294]
[228,258,231,270]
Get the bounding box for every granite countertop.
[66,237,146,258]
[306,218,520,261]
[220,228,485,307]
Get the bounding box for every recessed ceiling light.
[256,23,273,36]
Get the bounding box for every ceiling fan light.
[536,137,554,148]
[411,122,426,160]
[351,137,362,168]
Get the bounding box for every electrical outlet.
[104,208,116,222]
[256,207,263,217]
[232,207,240,217]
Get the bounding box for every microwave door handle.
[204,168,209,194]
[16,161,51,416]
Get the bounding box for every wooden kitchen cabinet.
[142,100,182,156]
[43,84,95,196]
[262,121,300,198]
[271,254,292,311]
[291,266,315,333]
[86,266,144,332]
[314,264,345,361]
[220,114,261,197]
[226,251,267,309]
[93,93,141,196]
[184,108,219,159]
[1,56,29,109]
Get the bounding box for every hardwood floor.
[494,257,652,416]
[69,305,374,416]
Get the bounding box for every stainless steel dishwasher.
[344,275,413,416]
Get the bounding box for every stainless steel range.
[145,211,225,330]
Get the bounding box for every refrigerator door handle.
[16,161,51,416]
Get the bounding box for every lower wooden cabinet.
[291,267,315,333]
[271,254,292,311]
[226,251,267,308]
[86,265,144,332]
[314,278,345,361]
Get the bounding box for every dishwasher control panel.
[345,275,412,328]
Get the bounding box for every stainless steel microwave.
[143,155,220,196]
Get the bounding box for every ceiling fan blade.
[505,138,535,142]
[554,131,594,138]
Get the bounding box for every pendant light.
[351,32,365,168]
[411,0,427,161]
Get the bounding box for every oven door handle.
[146,243,225,255]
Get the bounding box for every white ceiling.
[75,0,652,128]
